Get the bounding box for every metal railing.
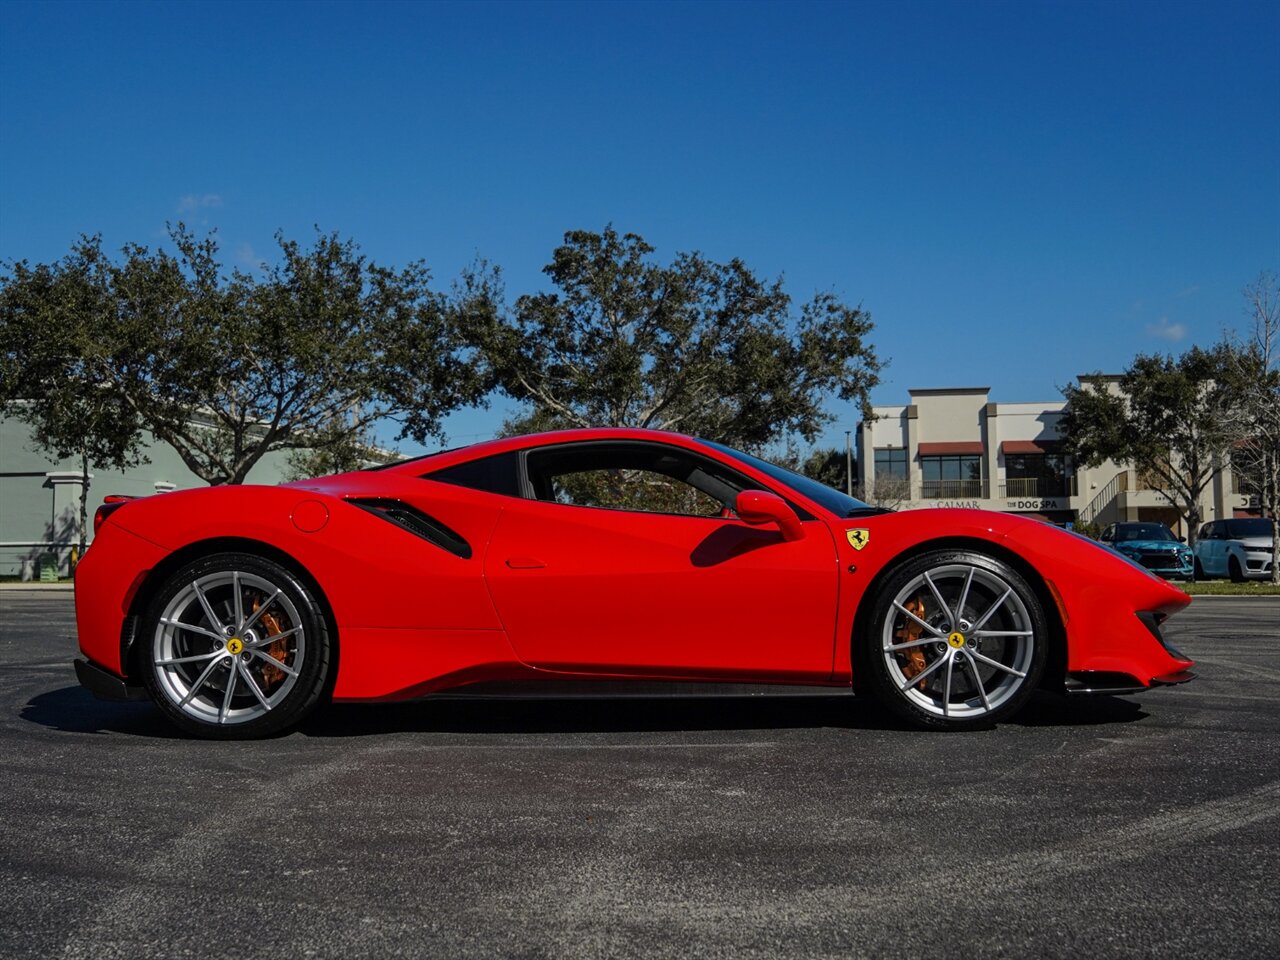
[919,479,987,499]
[999,478,1073,498]
[1079,470,1130,523]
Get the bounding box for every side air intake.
[346,498,473,559]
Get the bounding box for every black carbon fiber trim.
[346,498,472,559]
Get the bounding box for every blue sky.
[2,0,1277,455]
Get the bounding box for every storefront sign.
[1006,497,1066,511]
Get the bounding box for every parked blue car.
[1098,522,1194,580]
[1194,518,1276,581]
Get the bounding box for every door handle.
[505,557,546,569]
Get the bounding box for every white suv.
[1194,518,1275,581]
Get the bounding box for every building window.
[920,455,983,499]
[874,448,907,479]
[1003,454,1068,497]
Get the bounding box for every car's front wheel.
[1229,556,1246,583]
[140,552,331,739]
[856,550,1048,730]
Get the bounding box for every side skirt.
[426,679,855,701]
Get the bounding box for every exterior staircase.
[1079,470,1129,525]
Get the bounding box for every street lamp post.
[845,430,853,497]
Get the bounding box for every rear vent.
[347,499,472,559]
[119,614,140,672]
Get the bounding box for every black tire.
[1229,557,1246,583]
[1193,558,1205,581]
[855,550,1049,731]
[139,552,331,739]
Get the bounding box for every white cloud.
[176,193,224,214]
[235,242,260,268]
[1145,317,1187,342]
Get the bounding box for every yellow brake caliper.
[896,596,929,687]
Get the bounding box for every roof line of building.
[907,386,990,396]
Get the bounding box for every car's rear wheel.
[856,550,1048,730]
[140,552,331,739]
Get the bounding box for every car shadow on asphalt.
[298,690,1147,737]
[20,686,1147,739]
[20,686,184,738]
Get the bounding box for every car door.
[1202,521,1225,575]
[482,441,840,680]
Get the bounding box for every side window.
[525,443,752,518]
[549,468,721,515]
[1100,526,1113,542]
[425,451,522,498]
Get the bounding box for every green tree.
[1060,347,1237,546]
[800,446,849,492]
[1220,272,1280,583]
[282,423,398,481]
[0,237,147,559]
[139,226,491,484]
[3,226,490,487]
[465,227,881,448]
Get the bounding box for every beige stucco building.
[856,383,1253,535]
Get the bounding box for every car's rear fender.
[77,481,520,693]
[118,536,341,690]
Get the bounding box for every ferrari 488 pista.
[74,429,1195,738]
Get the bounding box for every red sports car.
[73,429,1195,738]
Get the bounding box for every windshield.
[701,440,880,518]
[1224,518,1273,538]
[1116,523,1176,542]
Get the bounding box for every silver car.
[1194,518,1276,581]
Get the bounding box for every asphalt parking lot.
[1,587,1277,959]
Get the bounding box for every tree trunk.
[1270,473,1280,586]
[1271,516,1279,586]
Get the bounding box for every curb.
[1181,593,1280,600]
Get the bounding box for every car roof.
[377,427,701,474]
[369,427,859,523]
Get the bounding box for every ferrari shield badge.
[846,528,870,551]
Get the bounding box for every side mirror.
[1178,536,1187,543]
[735,490,805,542]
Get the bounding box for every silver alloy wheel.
[152,570,306,726]
[881,563,1036,719]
